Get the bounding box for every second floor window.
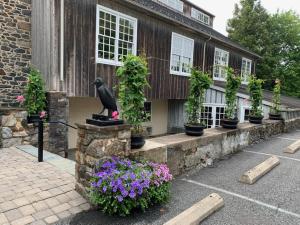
[170,33,194,76]
[241,58,252,83]
[158,0,184,12]
[213,48,229,81]
[96,5,137,65]
[191,8,210,26]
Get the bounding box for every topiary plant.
[224,67,241,119]
[248,76,264,117]
[116,54,150,135]
[271,79,281,114]
[186,68,212,125]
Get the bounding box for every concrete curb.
[163,193,224,225]
[284,140,300,154]
[240,156,280,185]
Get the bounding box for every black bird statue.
[94,77,118,116]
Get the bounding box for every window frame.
[170,32,194,76]
[158,0,184,12]
[241,57,252,84]
[213,48,229,81]
[191,8,210,26]
[96,5,138,66]
[201,103,226,128]
[143,101,152,123]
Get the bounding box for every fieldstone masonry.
[75,124,131,198]
[0,108,49,149]
[0,0,32,108]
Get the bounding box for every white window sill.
[213,77,226,82]
[96,59,123,66]
[242,81,249,85]
[170,71,191,76]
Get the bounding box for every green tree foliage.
[248,76,263,116]
[185,68,212,125]
[116,54,150,134]
[227,0,300,97]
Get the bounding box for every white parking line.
[243,150,300,162]
[182,179,300,219]
[277,137,299,141]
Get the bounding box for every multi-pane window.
[170,33,194,76]
[241,58,252,83]
[96,5,137,65]
[143,102,152,122]
[201,104,226,128]
[158,0,184,12]
[213,48,229,81]
[191,8,210,26]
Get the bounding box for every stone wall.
[75,124,131,198]
[0,0,32,108]
[0,108,49,149]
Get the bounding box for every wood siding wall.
[33,0,257,100]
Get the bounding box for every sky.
[189,0,300,36]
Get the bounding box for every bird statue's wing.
[99,86,118,112]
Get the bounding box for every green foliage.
[227,0,300,97]
[225,68,241,119]
[116,54,150,134]
[186,68,212,125]
[248,76,264,116]
[24,67,46,116]
[272,79,281,114]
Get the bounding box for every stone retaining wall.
[0,108,49,149]
[75,123,131,198]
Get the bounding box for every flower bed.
[89,157,173,216]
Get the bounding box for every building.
[1,0,300,152]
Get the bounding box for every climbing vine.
[271,79,281,114]
[248,76,264,117]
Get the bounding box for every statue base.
[86,114,124,126]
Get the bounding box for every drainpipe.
[60,0,64,82]
[202,34,212,72]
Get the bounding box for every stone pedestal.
[75,123,131,198]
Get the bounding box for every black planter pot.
[221,118,239,129]
[131,135,145,149]
[27,114,40,124]
[249,115,264,124]
[184,124,205,136]
[269,113,282,120]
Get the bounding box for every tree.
[227,0,300,97]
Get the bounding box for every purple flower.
[121,189,128,197]
[102,186,107,193]
[129,191,136,199]
[117,195,123,202]
[91,182,97,188]
[130,173,136,180]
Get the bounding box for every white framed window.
[201,104,226,128]
[158,0,184,12]
[191,8,210,26]
[170,33,194,76]
[96,5,138,66]
[213,48,229,81]
[143,102,152,122]
[241,58,252,84]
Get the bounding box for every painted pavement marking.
[243,150,300,163]
[277,137,299,141]
[182,179,300,219]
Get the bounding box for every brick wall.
[0,0,32,107]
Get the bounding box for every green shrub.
[186,68,212,125]
[271,79,281,114]
[224,68,241,119]
[248,76,264,117]
[116,55,150,135]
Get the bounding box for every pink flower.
[16,95,25,104]
[40,111,46,119]
[112,111,119,120]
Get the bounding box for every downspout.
[202,34,212,72]
[60,0,64,82]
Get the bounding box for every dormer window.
[158,0,184,12]
[191,8,210,26]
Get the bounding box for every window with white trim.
[191,8,210,26]
[96,5,137,65]
[170,33,194,76]
[201,104,226,128]
[213,48,229,81]
[158,0,184,12]
[241,58,252,83]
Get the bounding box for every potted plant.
[221,67,241,129]
[269,79,282,120]
[248,76,264,124]
[185,68,212,136]
[16,67,47,123]
[117,54,150,149]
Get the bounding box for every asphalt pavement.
[57,129,300,225]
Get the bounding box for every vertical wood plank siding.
[60,0,256,99]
